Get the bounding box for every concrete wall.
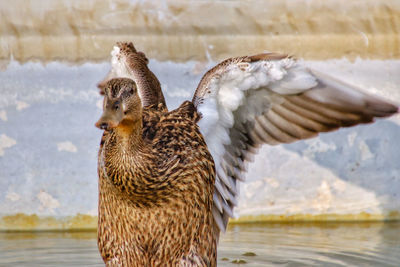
[1,0,400,64]
[0,0,399,230]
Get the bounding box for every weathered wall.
[1,0,400,64]
[0,0,399,230]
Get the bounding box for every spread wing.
[98,42,167,110]
[192,53,399,232]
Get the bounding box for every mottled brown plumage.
[96,78,217,266]
[96,42,398,266]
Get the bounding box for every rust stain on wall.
[230,211,400,224]
[1,212,399,231]
[0,213,97,231]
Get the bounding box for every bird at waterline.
[95,42,398,266]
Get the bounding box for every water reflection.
[0,222,399,266]
[219,222,400,266]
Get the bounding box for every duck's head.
[95,78,142,131]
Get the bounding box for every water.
[1,222,399,266]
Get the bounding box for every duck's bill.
[95,110,122,131]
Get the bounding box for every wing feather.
[266,109,318,139]
[256,115,299,143]
[193,54,399,232]
[271,104,333,132]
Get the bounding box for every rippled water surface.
[1,222,399,266]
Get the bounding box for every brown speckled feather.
[97,44,399,266]
[98,93,217,266]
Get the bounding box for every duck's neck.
[102,117,161,203]
[113,119,144,151]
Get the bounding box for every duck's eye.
[113,101,120,110]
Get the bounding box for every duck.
[95,42,399,266]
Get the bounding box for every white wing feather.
[103,43,398,233]
[193,54,398,232]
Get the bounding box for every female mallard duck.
[96,42,398,266]
[96,78,216,266]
